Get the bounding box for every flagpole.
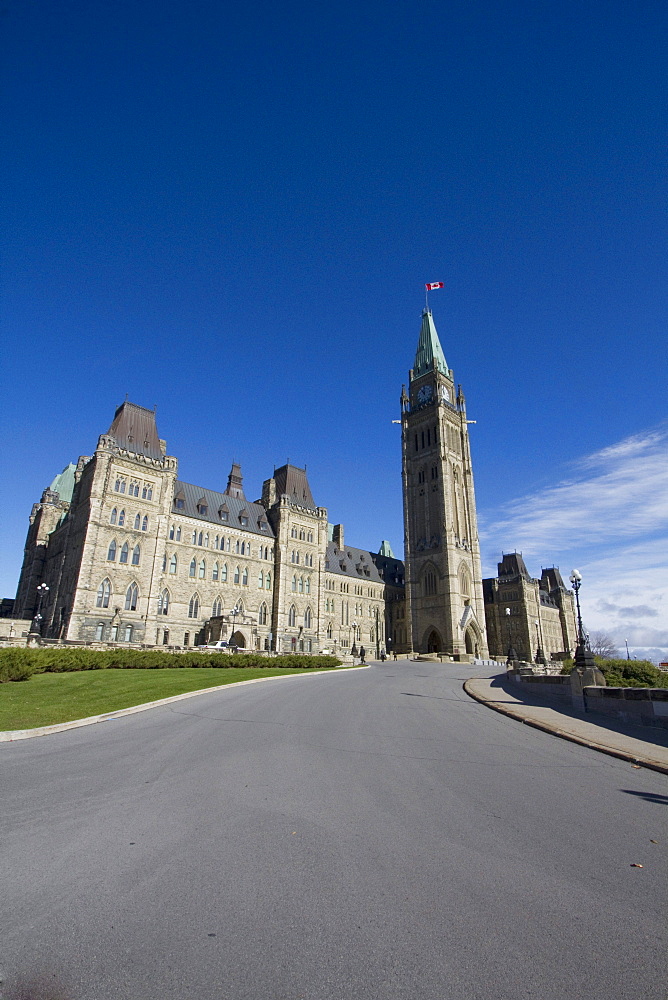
[425,285,429,312]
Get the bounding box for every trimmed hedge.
[0,647,343,682]
[561,656,668,689]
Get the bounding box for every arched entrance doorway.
[464,626,480,657]
[231,630,245,648]
[427,629,441,653]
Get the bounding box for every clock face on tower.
[439,385,451,403]
[417,384,433,405]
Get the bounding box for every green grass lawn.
[0,667,331,731]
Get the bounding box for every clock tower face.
[416,384,433,405]
[439,384,451,403]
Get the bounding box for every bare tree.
[588,630,619,659]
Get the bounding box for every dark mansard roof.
[325,542,404,587]
[106,402,163,461]
[273,464,317,510]
[172,481,274,538]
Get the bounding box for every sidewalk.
[465,675,668,776]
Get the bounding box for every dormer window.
[197,499,208,516]
[259,519,268,531]
[174,491,185,510]
[239,509,249,527]
[219,505,229,521]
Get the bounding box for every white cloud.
[479,424,668,661]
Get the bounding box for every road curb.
[463,678,668,777]
[0,665,369,743]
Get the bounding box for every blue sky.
[2,0,666,658]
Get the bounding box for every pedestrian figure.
[380,650,386,662]
[393,651,397,660]
[359,646,366,664]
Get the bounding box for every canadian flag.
[425,281,444,290]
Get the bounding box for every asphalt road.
[2,662,666,1000]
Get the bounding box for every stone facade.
[483,553,577,661]
[13,402,405,654]
[400,310,488,656]
[13,310,528,660]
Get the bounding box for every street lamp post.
[505,607,518,665]
[569,569,596,670]
[534,619,546,665]
[374,606,381,660]
[625,639,630,661]
[31,583,50,636]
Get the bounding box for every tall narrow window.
[305,577,311,594]
[298,577,304,594]
[292,575,297,592]
[258,571,264,589]
[134,513,141,530]
[169,524,175,540]
[304,607,312,629]
[234,566,240,584]
[107,540,117,561]
[288,605,296,627]
[188,594,199,619]
[118,509,125,527]
[132,544,141,566]
[125,582,139,611]
[158,589,170,615]
[96,623,105,641]
[221,563,228,582]
[258,602,267,625]
[199,559,206,579]
[124,625,133,642]
[212,595,222,617]
[110,508,117,525]
[242,568,248,586]
[96,579,111,608]
[189,558,196,578]
[212,562,219,582]
[198,532,203,546]
[265,572,271,590]
[120,542,129,564]
[142,515,148,531]
[169,554,178,574]
[176,527,181,541]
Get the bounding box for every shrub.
[0,648,36,682]
[561,655,666,688]
[0,646,343,678]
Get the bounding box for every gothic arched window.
[169,553,178,574]
[212,562,219,582]
[158,589,170,615]
[242,568,248,586]
[258,602,267,625]
[110,508,117,525]
[304,607,312,629]
[132,544,141,566]
[288,605,296,627]
[96,579,111,608]
[189,558,197,578]
[120,542,129,564]
[134,513,141,530]
[212,595,222,617]
[142,515,148,531]
[125,582,139,611]
[188,594,200,619]
[118,509,125,527]
[199,559,206,579]
[107,540,117,561]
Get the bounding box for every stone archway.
[231,630,246,648]
[465,629,474,654]
[426,629,442,653]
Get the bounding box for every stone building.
[13,307,494,658]
[13,401,405,654]
[483,553,577,661]
[400,310,488,656]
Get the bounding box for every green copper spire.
[412,309,448,380]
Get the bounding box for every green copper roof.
[412,309,448,380]
[49,463,76,503]
[378,540,395,558]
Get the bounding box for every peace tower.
[401,309,488,656]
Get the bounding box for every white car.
[198,640,235,651]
